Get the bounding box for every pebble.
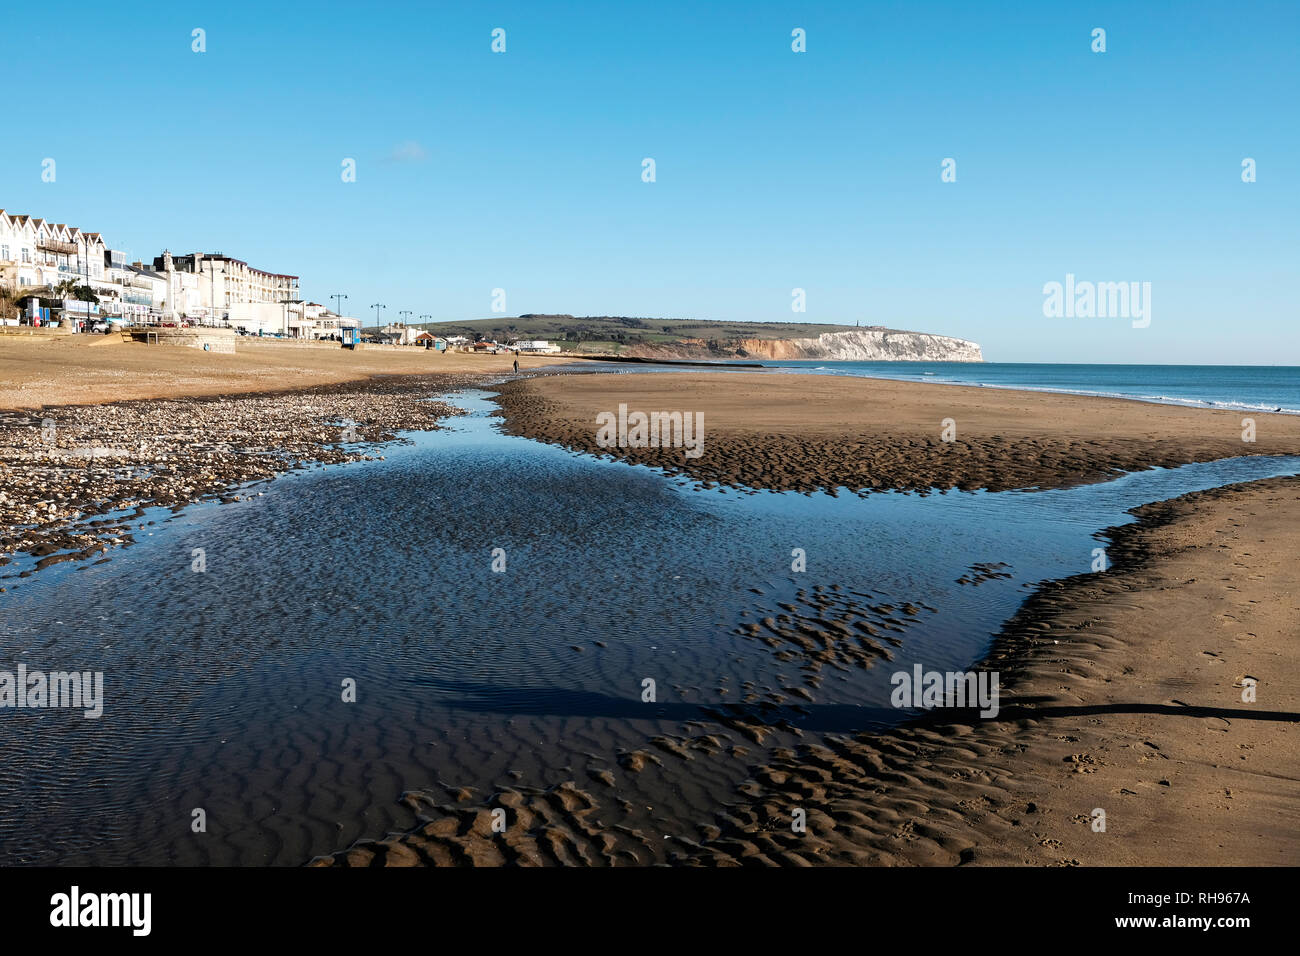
[0,377,471,574]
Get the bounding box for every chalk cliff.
[624,327,983,362]
[735,328,983,362]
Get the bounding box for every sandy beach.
[312,475,1299,866]
[308,370,1300,866]
[494,371,1300,493]
[2,340,1295,866]
[0,334,567,410]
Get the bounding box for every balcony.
[37,239,78,255]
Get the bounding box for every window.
[21,248,31,263]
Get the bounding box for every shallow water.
[1,388,1296,865]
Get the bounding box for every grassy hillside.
[397,314,872,346]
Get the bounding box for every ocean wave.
[762,365,1300,415]
[955,383,1300,415]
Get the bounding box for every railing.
[37,239,78,254]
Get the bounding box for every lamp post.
[76,233,95,332]
[82,236,89,333]
[209,258,220,327]
[370,302,385,331]
[331,293,348,338]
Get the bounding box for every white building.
[155,251,299,315]
[2,210,355,337]
[302,303,359,340]
[151,250,346,336]
[0,211,108,294]
[380,323,427,346]
[94,251,164,322]
[112,261,167,321]
[511,339,562,353]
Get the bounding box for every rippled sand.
[3,371,1298,868]
[315,477,1300,867]
[493,371,1300,494]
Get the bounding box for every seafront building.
[510,339,562,353]
[378,323,430,346]
[0,211,108,296]
[154,250,295,332]
[151,251,358,338]
[0,206,358,338]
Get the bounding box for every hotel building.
[2,206,357,336]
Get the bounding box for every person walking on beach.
[513,358,519,373]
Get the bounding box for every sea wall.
[133,328,237,353]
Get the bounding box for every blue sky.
[4,0,1296,363]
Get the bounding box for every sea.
[760,362,1300,416]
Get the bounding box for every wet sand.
[493,372,1300,493]
[313,476,1300,866]
[3,347,1294,865]
[307,371,1300,865]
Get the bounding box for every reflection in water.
[1,389,1296,865]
